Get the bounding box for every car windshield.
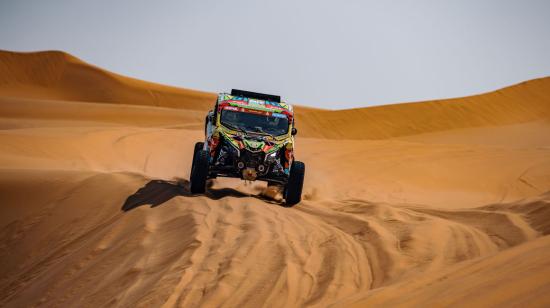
[221,109,289,136]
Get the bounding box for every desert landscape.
[1,50,549,307]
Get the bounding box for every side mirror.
[291,128,298,135]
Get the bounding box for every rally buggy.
[189,89,305,206]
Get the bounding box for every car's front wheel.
[284,161,305,206]
[190,142,208,194]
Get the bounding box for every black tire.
[190,145,208,194]
[192,142,204,163]
[284,161,305,206]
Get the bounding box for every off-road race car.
[190,89,305,206]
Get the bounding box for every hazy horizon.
[1,0,549,108]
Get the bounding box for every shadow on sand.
[121,179,282,212]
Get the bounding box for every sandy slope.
[1,50,550,307]
[0,50,216,110]
[296,77,550,139]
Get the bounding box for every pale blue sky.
[1,0,549,108]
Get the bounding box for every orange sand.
[1,50,549,307]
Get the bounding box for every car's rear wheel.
[284,161,305,206]
[190,142,208,194]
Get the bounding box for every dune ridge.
[297,77,550,139]
[3,50,549,139]
[1,50,549,307]
[0,50,216,110]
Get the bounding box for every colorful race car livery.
[189,89,305,206]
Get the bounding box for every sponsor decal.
[265,101,291,111]
[223,106,238,111]
[227,99,248,105]
[272,113,287,118]
[222,96,292,116]
[249,98,265,105]
[240,108,270,115]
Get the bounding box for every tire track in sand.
[0,172,548,307]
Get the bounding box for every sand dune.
[340,223,550,307]
[0,50,216,110]
[1,50,550,307]
[296,77,550,139]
